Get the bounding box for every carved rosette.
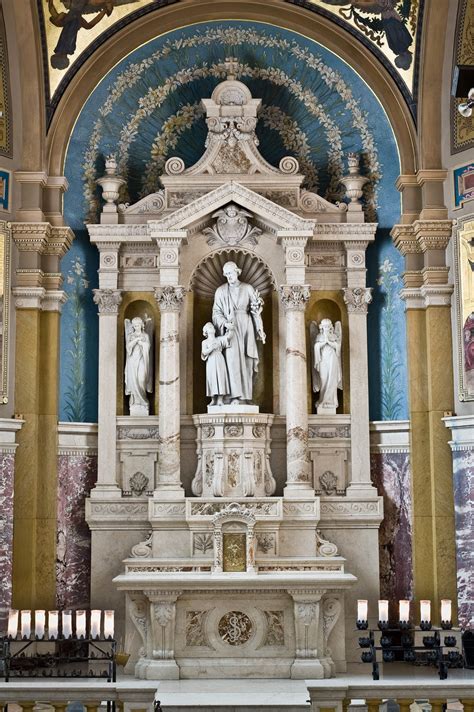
[154,285,186,312]
[342,287,372,314]
[92,288,122,314]
[279,284,311,311]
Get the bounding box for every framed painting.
[454,216,474,401]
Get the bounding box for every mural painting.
[60,21,408,423]
[455,218,474,401]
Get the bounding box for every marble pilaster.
[343,286,375,496]
[92,288,122,497]
[444,415,474,629]
[154,286,186,498]
[279,285,314,497]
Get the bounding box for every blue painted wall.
[60,20,408,422]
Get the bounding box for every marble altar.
[85,64,383,679]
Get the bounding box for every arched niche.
[117,294,160,416]
[306,292,349,415]
[189,248,276,415]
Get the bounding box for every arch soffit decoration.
[46,0,418,178]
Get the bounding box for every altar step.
[156,679,310,711]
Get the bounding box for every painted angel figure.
[310,318,343,414]
[124,315,153,416]
[47,0,142,69]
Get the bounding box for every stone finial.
[340,152,368,215]
[223,56,239,80]
[97,154,126,224]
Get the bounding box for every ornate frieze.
[342,287,372,313]
[92,288,122,314]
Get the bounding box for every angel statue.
[47,0,142,69]
[124,315,153,416]
[310,318,343,414]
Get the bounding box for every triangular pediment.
[148,181,315,236]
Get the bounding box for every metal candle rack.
[356,622,463,680]
[0,637,117,682]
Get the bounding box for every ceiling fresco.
[39,0,423,118]
[58,20,408,424]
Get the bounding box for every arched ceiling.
[39,0,423,121]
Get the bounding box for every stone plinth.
[191,413,275,497]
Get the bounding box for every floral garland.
[80,25,382,222]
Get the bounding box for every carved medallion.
[203,203,262,247]
[218,611,253,645]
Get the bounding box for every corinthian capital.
[279,284,311,311]
[154,285,186,312]
[343,287,372,313]
[92,288,122,314]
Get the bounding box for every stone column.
[154,285,186,498]
[343,286,375,496]
[279,284,314,498]
[92,288,122,498]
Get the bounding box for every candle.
[441,599,452,623]
[48,610,59,639]
[62,611,72,638]
[357,600,368,622]
[90,609,101,639]
[104,610,115,639]
[7,610,18,638]
[76,610,86,638]
[35,610,45,639]
[378,600,389,623]
[399,600,410,623]
[20,610,31,639]
[420,600,431,623]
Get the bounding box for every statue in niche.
[124,316,153,416]
[310,318,342,414]
[201,322,233,406]
[211,261,265,405]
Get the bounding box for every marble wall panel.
[56,454,97,610]
[0,453,14,632]
[452,448,474,628]
[371,452,413,605]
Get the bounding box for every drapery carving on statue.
[131,531,152,559]
[310,319,342,415]
[128,593,148,658]
[125,316,153,416]
[203,204,262,247]
[209,261,265,406]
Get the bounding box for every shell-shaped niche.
[190,248,275,299]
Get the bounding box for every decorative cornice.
[88,224,150,240]
[343,287,372,313]
[92,288,122,314]
[420,284,453,307]
[313,223,377,238]
[279,284,311,311]
[390,224,422,255]
[42,290,68,312]
[44,226,75,257]
[400,287,425,309]
[11,223,50,253]
[415,169,448,186]
[413,220,454,252]
[12,286,45,310]
[154,285,186,312]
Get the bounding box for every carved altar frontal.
[192,413,275,498]
[86,64,383,681]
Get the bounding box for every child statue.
[201,321,233,406]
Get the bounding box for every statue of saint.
[310,318,342,414]
[212,261,265,405]
[201,322,233,406]
[124,316,153,415]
